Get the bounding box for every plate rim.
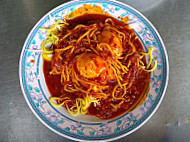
[19,0,169,141]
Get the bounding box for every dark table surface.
[0,0,190,142]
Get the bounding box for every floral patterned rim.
[19,0,169,141]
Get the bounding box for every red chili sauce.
[43,14,150,120]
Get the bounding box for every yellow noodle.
[49,97,71,107]
[55,45,73,52]
[77,29,94,43]
[127,60,131,68]
[105,18,114,26]
[64,85,76,92]
[112,85,124,100]
[89,46,100,55]
[90,28,98,37]
[122,85,127,97]
[106,26,126,40]
[98,43,115,56]
[141,60,157,72]
[74,24,88,30]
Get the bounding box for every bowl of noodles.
[19,0,169,141]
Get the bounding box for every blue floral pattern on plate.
[19,0,168,141]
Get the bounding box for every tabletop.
[0,0,190,142]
